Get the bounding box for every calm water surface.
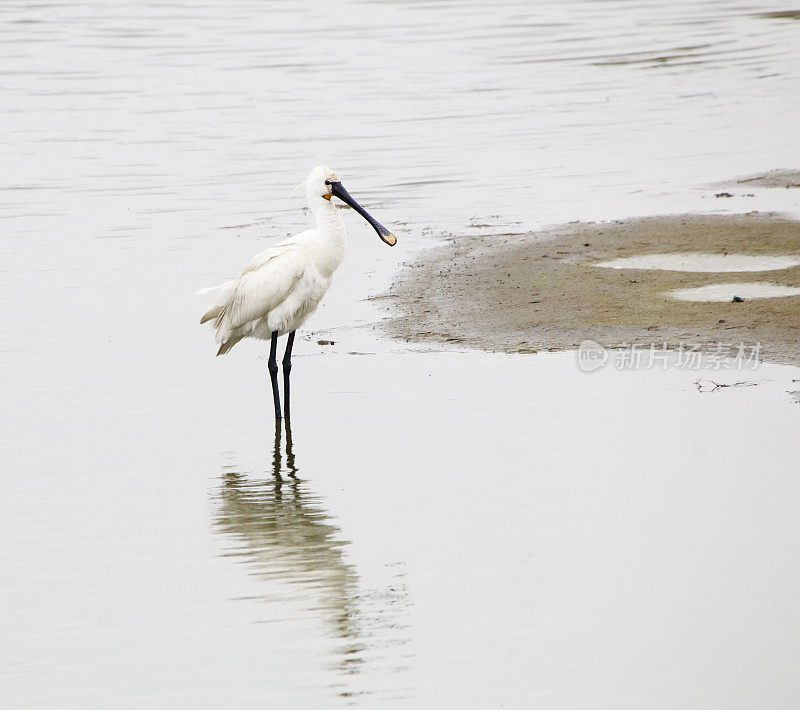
[2,1,799,707]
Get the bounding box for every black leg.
[268,331,281,421]
[282,331,296,420]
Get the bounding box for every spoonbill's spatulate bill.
[200,165,396,420]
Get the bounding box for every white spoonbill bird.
[200,165,396,420]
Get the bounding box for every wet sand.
[383,213,800,365]
[732,169,800,188]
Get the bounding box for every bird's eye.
[324,180,332,185]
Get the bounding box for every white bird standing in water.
[200,165,396,420]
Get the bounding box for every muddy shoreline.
[381,213,800,366]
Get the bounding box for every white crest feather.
[288,180,306,198]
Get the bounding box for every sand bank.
[381,213,800,365]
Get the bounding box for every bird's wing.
[199,235,311,325]
[215,242,308,334]
[239,231,313,276]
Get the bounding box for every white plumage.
[201,165,395,357]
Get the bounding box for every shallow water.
[2,1,800,707]
[669,281,800,301]
[4,347,800,708]
[596,253,800,272]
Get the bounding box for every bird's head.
[302,165,397,247]
[305,165,340,201]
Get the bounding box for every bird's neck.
[310,195,346,242]
[308,195,346,270]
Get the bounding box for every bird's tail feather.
[216,332,246,356]
[200,307,223,325]
[198,280,236,325]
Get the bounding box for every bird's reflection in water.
[213,420,411,693]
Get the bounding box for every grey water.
[2,1,799,707]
